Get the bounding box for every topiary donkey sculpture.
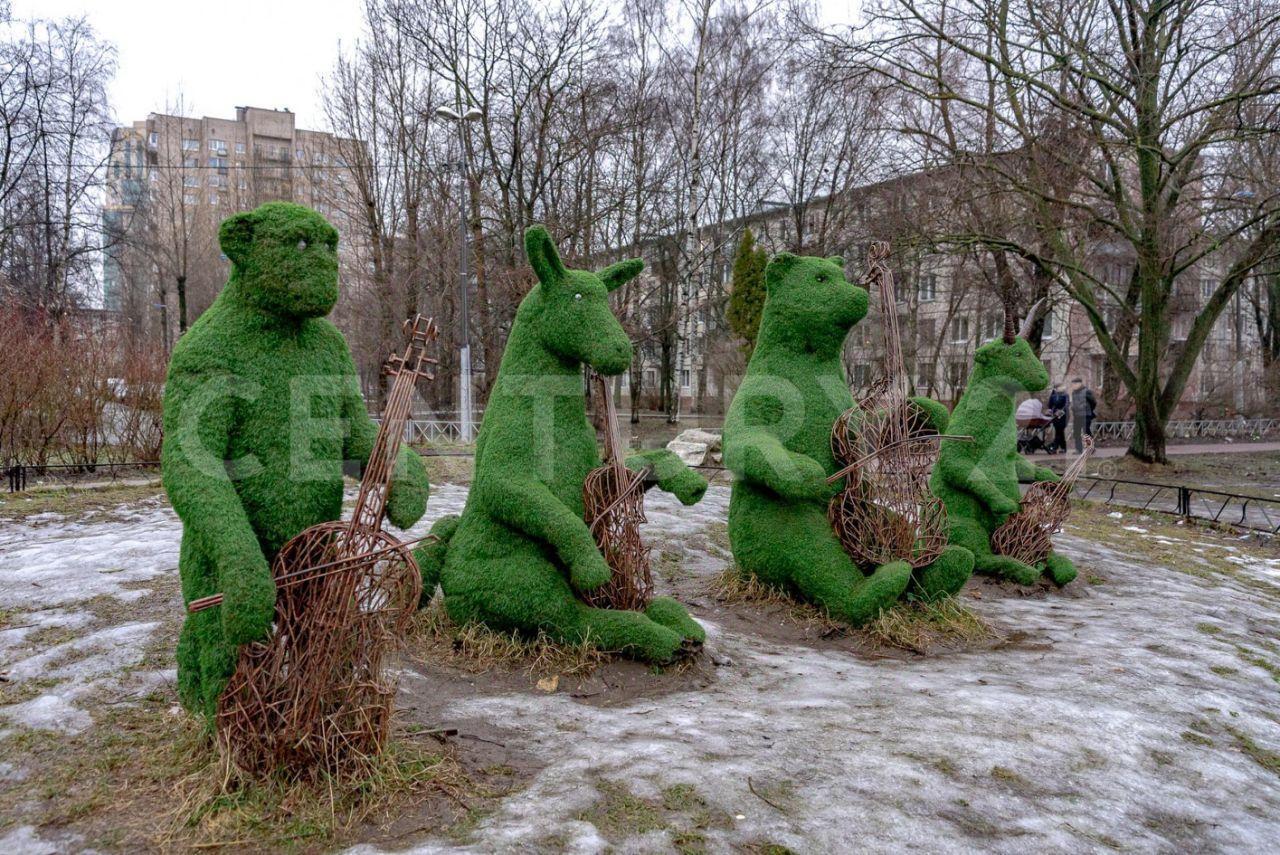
[930,303,1076,586]
[416,225,708,663]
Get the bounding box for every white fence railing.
[372,413,482,444]
[1091,418,1280,443]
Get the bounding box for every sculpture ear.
[597,258,644,293]
[219,210,257,267]
[525,225,566,287]
[764,252,798,292]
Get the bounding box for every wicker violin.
[992,435,1094,565]
[188,315,438,777]
[582,371,653,611]
[828,243,968,569]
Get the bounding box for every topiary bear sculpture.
[929,311,1074,586]
[723,253,975,626]
[415,226,707,663]
[161,202,430,721]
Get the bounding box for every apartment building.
[623,176,1264,419]
[103,106,364,334]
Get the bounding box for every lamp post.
[434,104,484,443]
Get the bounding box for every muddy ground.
[2,479,1280,852]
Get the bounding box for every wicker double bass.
[827,243,963,570]
[189,315,439,778]
[582,371,653,611]
[992,435,1094,565]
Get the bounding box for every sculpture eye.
[574,293,582,301]
[297,238,308,251]
[816,273,828,283]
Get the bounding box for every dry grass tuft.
[711,566,995,654]
[864,597,995,655]
[409,597,608,678]
[709,567,845,634]
[0,689,473,852]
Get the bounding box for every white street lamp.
[434,104,484,443]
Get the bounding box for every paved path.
[1030,440,1280,459]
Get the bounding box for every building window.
[918,317,936,342]
[916,361,935,389]
[981,313,1001,341]
[296,148,304,160]
[1200,278,1214,298]
[950,316,970,343]
[917,274,937,302]
[947,361,968,390]
[1042,309,1055,339]
[680,369,691,388]
[235,141,246,154]
[183,193,198,204]
[209,138,226,152]
[147,131,158,147]
[183,175,199,187]
[182,138,199,151]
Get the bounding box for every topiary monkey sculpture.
[416,226,707,664]
[161,202,430,721]
[723,253,975,627]
[930,308,1075,586]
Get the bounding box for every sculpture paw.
[645,596,706,644]
[220,557,275,646]
[1045,552,1077,586]
[570,548,612,593]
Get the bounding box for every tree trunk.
[176,274,188,334]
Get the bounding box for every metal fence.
[1091,418,1280,443]
[8,453,1279,538]
[1072,475,1280,535]
[5,460,161,493]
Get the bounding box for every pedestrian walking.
[1070,377,1097,453]
[1048,382,1069,453]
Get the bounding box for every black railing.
[4,460,160,493]
[1072,475,1280,535]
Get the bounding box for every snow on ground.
[3,483,1280,853]
[381,487,1280,853]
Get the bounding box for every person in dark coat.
[1070,377,1097,453]
[1048,382,1069,453]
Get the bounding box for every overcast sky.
[15,0,860,131]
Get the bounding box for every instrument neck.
[349,365,416,537]
[876,256,908,401]
[595,372,625,466]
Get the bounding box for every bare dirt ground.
[3,477,1280,853]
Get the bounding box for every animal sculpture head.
[971,300,1049,393]
[759,252,869,356]
[218,202,340,319]
[521,225,642,376]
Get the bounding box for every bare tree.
[0,16,115,320]
[819,0,1280,462]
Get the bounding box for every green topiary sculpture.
[416,226,707,664]
[929,317,1075,586]
[723,252,975,626]
[161,202,429,721]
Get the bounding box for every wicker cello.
[827,243,965,570]
[582,371,653,611]
[190,315,438,778]
[992,435,1094,565]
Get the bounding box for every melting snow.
[3,481,1280,852]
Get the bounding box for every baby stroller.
[1016,417,1053,454]
[1014,398,1057,454]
